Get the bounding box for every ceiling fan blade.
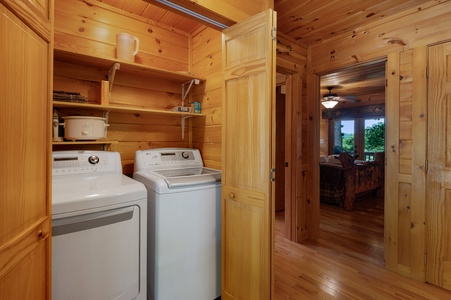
[337,96,361,103]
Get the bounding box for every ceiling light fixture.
[321,86,339,108]
[321,99,338,109]
[155,0,229,29]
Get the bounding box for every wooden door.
[222,9,276,300]
[0,1,52,299]
[426,41,451,291]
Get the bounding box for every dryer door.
[52,206,141,300]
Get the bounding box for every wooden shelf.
[52,140,118,145]
[52,101,205,118]
[54,48,205,83]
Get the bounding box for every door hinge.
[425,160,429,173]
[426,66,429,79]
[271,27,277,41]
[385,78,388,87]
[270,168,276,182]
[424,253,427,265]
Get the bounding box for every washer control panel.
[52,151,121,175]
[135,148,204,171]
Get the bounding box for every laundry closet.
[52,0,218,175]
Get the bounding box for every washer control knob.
[88,155,100,164]
[181,152,190,159]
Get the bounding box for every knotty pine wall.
[53,0,203,174]
[307,0,451,281]
[190,27,223,170]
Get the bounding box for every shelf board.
[52,101,205,118]
[52,140,118,145]
[54,48,205,83]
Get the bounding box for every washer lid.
[52,174,147,216]
[152,167,221,188]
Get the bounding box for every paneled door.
[0,1,52,298]
[426,41,451,291]
[221,9,276,300]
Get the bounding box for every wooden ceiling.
[320,59,386,107]
[102,0,426,40]
[275,0,426,45]
[99,0,425,105]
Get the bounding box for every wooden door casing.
[221,9,276,300]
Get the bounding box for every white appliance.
[133,148,221,300]
[52,151,147,300]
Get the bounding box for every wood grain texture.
[0,2,52,298]
[426,41,451,290]
[191,26,223,168]
[222,10,275,299]
[274,197,451,299]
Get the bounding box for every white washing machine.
[52,151,147,300]
[133,148,221,300]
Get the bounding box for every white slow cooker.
[62,116,109,141]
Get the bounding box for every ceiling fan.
[322,86,361,108]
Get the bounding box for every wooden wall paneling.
[283,76,293,238]
[276,33,307,75]
[399,102,412,121]
[305,55,318,240]
[273,32,309,242]
[310,2,451,74]
[107,122,186,142]
[401,4,451,49]
[306,4,451,281]
[192,125,221,143]
[191,26,222,68]
[191,26,223,169]
[385,51,401,273]
[53,0,199,176]
[410,46,427,281]
[399,47,413,177]
[275,91,286,212]
[54,0,190,72]
[54,60,184,110]
[309,8,426,71]
[398,181,412,275]
[307,71,320,240]
[399,140,412,161]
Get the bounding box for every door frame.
[309,55,391,254]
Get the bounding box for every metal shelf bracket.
[108,63,121,100]
[181,116,192,140]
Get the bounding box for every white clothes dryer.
[133,148,221,300]
[52,151,147,300]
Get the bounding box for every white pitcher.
[116,33,139,62]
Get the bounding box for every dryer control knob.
[181,152,190,159]
[88,155,100,164]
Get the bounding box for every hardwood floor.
[274,197,451,299]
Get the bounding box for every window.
[364,118,385,160]
[330,117,385,161]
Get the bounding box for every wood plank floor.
[274,197,451,299]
